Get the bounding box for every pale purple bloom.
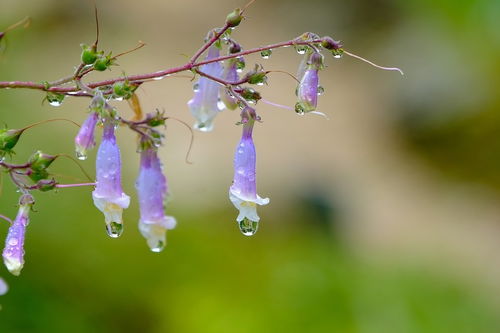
[74,112,98,160]
[296,52,324,114]
[219,59,239,110]
[188,45,223,131]
[2,195,33,276]
[229,110,269,236]
[92,122,130,238]
[136,148,176,252]
[0,277,7,295]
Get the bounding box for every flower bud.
[81,44,98,65]
[0,128,23,156]
[226,8,243,27]
[240,88,261,103]
[94,54,114,71]
[75,112,99,160]
[320,36,342,50]
[36,179,57,192]
[29,150,57,171]
[245,65,267,85]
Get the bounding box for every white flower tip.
[194,121,215,132]
[92,192,131,224]
[4,257,23,276]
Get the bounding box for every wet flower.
[229,107,269,236]
[188,45,223,131]
[295,52,324,114]
[92,121,130,238]
[136,148,176,252]
[2,194,34,276]
[75,112,98,160]
[219,59,239,110]
[74,92,106,160]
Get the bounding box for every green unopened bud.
[246,71,267,85]
[320,36,342,50]
[0,128,23,155]
[112,81,136,100]
[29,169,49,182]
[29,151,57,171]
[81,44,98,65]
[226,8,243,27]
[94,54,114,71]
[37,179,57,192]
[240,88,261,103]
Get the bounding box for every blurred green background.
[1,0,500,332]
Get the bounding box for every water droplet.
[49,100,62,107]
[260,49,272,59]
[238,218,259,236]
[105,222,123,238]
[8,238,18,246]
[76,151,87,160]
[217,99,226,110]
[333,54,342,59]
[295,45,309,55]
[317,86,324,95]
[295,102,305,115]
[150,240,165,253]
[114,97,124,101]
[193,83,200,92]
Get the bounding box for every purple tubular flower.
[136,148,176,252]
[2,194,33,276]
[219,59,239,110]
[92,121,130,238]
[229,108,269,236]
[296,52,324,114]
[74,112,98,160]
[188,45,223,131]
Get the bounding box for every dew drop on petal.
[238,218,259,236]
[106,222,123,238]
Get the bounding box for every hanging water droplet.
[295,102,305,115]
[217,98,226,110]
[317,86,324,95]
[193,83,200,92]
[105,222,123,238]
[236,57,245,72]
[295,45,309,55]
[76,151,87,160]
[149,240,165,253]
[48,100,62,107]
[238,218,259,236]
[260,49,272,59]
